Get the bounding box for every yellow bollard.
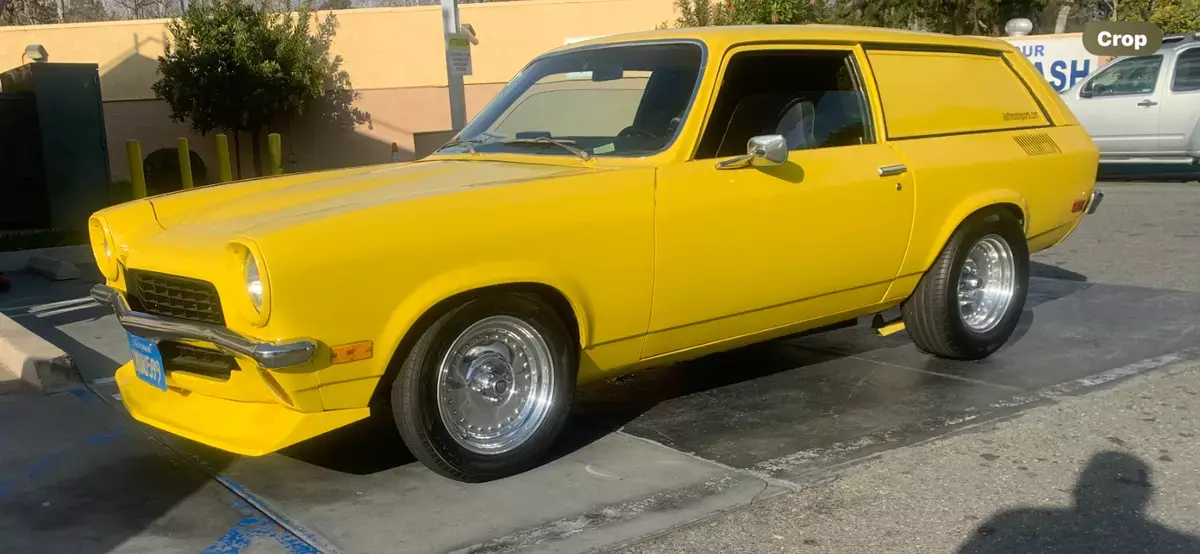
[215,134,233,183]
[126,140,146,200]
[177,138,194,189]
[268,133,283,175]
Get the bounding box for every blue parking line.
[203,498,318,554]
[0,430,125,499]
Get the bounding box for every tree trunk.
[1055,3,1072,33]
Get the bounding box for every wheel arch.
[910,192,1028,276]
[369,271,587,405]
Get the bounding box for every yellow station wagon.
[90,25,1103,482]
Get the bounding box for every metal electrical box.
[1,62,111,231]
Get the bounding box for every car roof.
[1159,32,1200,52]
[541,24,1017,58]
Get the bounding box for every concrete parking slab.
[0,389,315,554]
[591,277,1200,483]
[158,415,786,554]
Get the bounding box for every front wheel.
[391,293,577,482]
[902,209,1030,360]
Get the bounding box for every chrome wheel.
[956,234,1017,333]
[435,315,555,455]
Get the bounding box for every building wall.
[0,0,676,181]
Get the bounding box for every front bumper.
[94,283,371,455]
[90,284,315,369]
[114,363,370,456]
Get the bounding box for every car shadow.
[281,270,1090,475]
[1031,261,1089,282]
[957,451,1200,553]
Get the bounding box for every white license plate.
[128,333,167,392]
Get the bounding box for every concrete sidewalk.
[622,360,1200,553]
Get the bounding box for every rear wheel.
[902,209,1029,360]
[391,292,577,482]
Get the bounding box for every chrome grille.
[127,270,225,326]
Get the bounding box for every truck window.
[694,50,873,159]
[1082,55,1163,97]
[864,49,1050,139]
[1172,48,1200,92]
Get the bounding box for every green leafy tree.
[152,0,369,178]
[1117,0,1200,33]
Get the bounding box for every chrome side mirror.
[716,135,788,170]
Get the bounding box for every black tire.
[390,292,577,482]
[902,209,1030,360]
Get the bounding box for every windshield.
[438,42,704,158]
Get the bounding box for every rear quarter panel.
[862,45,1098,293]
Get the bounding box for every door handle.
[878,164,907,177]
[1138,99,1158,107]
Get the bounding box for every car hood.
[146,159,595,235]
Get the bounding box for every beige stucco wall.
[0,0,676,181]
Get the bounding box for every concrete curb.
[0,311,81,394]
[0,245,92,273]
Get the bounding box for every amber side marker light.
[332,341,374,365]
[1071,199,1087,213]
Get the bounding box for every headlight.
[245,253,263,312]
[88,216,119,281]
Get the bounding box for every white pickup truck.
[1060,32,1200,167]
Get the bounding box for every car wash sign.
[1003,33,1101,92]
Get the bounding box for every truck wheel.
[902,209,1029,360]
[391,292,577,482]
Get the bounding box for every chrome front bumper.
[91,284,316,369]
[1086,187,1104,215]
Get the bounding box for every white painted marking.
[32,300,100,318]
[91,377,116,385]
[28,296,95,313]
[584,464,619,479]
[747,348,1200,476]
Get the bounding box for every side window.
[694,50,873,160]
[1172,48,1200,92]
[1082,55,1163,97]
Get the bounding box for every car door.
[1066,54,1166,157]
[643,44,915,358]
[1160,46,1200,156]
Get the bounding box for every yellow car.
[89,25,1102,482]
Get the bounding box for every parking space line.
[203,498,319,554]
[845,356,1033,393]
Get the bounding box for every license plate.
[128,333,167,392]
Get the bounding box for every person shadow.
[958,451,1200,554]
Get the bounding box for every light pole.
[441,0,467,131]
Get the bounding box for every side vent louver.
[1013,133,1062,156]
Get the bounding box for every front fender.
[377,261,594,365]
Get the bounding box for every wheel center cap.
[470,370,510,401]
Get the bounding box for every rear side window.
[1173,48,1200,92]
[865,49,1049,139]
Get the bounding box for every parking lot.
[2,181,1198,554]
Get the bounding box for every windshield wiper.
[437,138,480,155]
[503,137,591,161]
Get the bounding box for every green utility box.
[1,62,111,231]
